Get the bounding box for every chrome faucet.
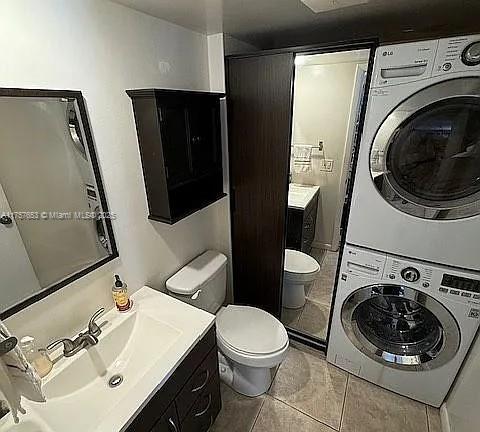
[47,308,105,358]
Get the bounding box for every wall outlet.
[319,159,334,172]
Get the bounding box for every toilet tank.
[166,250,227,314]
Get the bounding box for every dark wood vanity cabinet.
[125,326,221,432]
[286,193,319,253]
[127,89,226,224]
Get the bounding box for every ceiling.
[112,0,480,49]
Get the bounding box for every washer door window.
[371,77,480,219]
[341,284,460,370]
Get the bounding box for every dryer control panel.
[373,34,480,88]
[373,40,437,87]
[433,35,480,76]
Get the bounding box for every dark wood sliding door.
[227,53,294,317]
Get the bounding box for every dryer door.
[371,77,480,219]
[341,284,460,370]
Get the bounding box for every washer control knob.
[401,267,420,283]
[462,41,480,66]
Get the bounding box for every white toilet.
[282,249,320,309]
[166,250,289,397]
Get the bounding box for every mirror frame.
[0,88,118,320]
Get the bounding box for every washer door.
[341,284,460,370]
[371,77,480,220]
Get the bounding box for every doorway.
[281,49,369,343]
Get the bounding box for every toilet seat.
[216,305,289,368]
[284,249,320,282]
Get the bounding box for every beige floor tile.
[310,248,326,263]
[308,276,333,306]
[281,306,303,328]
[427,406,442,432]
[323,251,340,266]
[308,251,339,307]
[269,347,348,430]
[295,300,330,340]
[210,383,265,432]
[252,396,336,432]
[341,376,428,432]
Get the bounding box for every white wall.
[2,0,229,347]
[291,57,361,250]
[444,333,480,431]
[206,33,234,302]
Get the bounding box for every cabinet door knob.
[0,215,13,226]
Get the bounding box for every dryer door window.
[341,284,460,370]
[371,77,480,219]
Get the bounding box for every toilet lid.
[216,305,288,356]
[284,249,320,275]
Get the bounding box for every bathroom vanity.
[286,185,320,253]
[0,288,221,432]
[126,326,220,432]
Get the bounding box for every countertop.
[288,184,320,210]
[0,287,216,432]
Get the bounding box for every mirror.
[281,49,369,342]
[0,89,117,317]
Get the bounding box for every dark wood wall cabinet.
[127,89,226,224]
[125,326,221,432]
[286,192,319,253]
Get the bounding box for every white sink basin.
[2,287,215,432]
[44,311,180,400]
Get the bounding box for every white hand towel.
[292,145,313,173]
[0,322,45,423]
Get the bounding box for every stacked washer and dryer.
[327,35,480,407]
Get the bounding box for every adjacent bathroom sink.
[288,184,320,210]
[4,287,215,432]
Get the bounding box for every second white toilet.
[166,250,289,397]
[282,249,320,309]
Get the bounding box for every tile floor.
[211,345,443,432]
[281,249,339,340]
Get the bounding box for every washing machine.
[347,34,480,271]
[327,245,480,406]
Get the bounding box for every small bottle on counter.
[20,336,53,378]
[112,274,133,312]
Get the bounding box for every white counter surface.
[288,184,320,210]
[0,287,215,432]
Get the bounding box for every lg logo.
[382,51,394,57]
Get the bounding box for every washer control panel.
[342,246,480,306]
[384,257,433,288]
[401,267,421,283]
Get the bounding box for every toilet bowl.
[216,305,288,396]
[165,250,289,397]
[283,249,320,309]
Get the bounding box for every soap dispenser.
[20,336,53,378]
[112,274,132,312]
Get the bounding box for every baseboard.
[440,403,451,432]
